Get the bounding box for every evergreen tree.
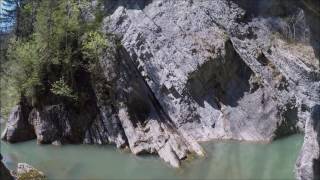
[1,0,107,118]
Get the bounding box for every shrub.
[50,78,77,100]
[82,31,108,60]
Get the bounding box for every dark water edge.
[0,126,303,180]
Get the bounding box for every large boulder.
[1,96,36,142]
[13,163,46,180]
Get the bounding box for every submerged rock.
[13,163,46,180]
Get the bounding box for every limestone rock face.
[295,1,320,179]
[102,0,318,142]
[2,0,320,170]
[100,0,319,171]
[296,105,320,180]
[84,38,204,167]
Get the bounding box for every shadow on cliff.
[231,0,301,17]
[117,43,178,129]
[312,104,320,179]
[104,0,152,15]
[232,0,320,62]
[186,40,253,109]
[303,1,320,61]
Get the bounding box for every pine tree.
[1,0,107,117]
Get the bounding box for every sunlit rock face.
[102,0,318,137]
[100,0,319,173]
[2,0,319,172]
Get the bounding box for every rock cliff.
[1,0,319,177]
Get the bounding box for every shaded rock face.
[0,154,14,180]
[28,104,94,144]
[296,104,320,180]
[2,0,320,170]
[302,0,320,61]
[232,0,302,17]
[1,96,35,142]
[2,67,99,144]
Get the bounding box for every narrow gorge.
[0,0,319,179]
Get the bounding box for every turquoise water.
[1,132,303,180]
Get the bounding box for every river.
[1,130,303,179]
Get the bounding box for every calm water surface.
[0,128,303,179]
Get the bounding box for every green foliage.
[0,76,19,119]
[5,37,42,96]
[34,0,81,59]
[50,78,77,100]
[82,31,108,60]
[1,0,108,118]
[2,37,43,116]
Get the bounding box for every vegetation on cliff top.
[0,0,108,119]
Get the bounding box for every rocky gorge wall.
[1,0,319,179]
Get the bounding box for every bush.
[82,31,108,60]
[50,78,77,100]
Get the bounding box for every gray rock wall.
[1,96,35,142]
[296,105,320,180]
[102,0,318,140]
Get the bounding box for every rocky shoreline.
[0,154,45,180]
[1,0,319,179]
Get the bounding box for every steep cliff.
[295,1,320,179]
[1,0,319,176]
[296,105,320,180]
